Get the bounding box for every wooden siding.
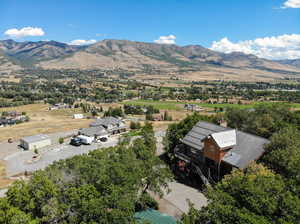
[203,138,227,163]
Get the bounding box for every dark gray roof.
[90,117,123,127]
[79,126,108,136]
[182,122,228,150]
[181,121,269,169]
[21,134,50,143]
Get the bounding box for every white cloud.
[282,0,300,8]
[210,34,300,60]
[4,27,45,38]
[69,39,97,45]
[154,35,176,44]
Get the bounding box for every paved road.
[0,188,7,198]
[4,136,119,177]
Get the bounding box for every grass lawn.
[0,161,13,189]
[122,100,182,110]
[122,130,141,137]
[123,100,300,111]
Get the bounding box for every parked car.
[70,137,82,146]
[100,137,108,142]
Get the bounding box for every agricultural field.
[123,99,300,111]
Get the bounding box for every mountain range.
[0,39,300,81]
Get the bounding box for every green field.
[122,100,300,111]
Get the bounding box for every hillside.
[278,59,300,69]
[0,39,82,66]
[1,39,300,81]
[0,49,21,74]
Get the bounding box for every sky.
[0,0,299,60]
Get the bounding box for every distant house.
[174,121,269,184]
[49,103,70,111]
[0,111,27,127]
[20,134,51,150]
[90,117,126,134]
[184,104,204,112]
[78,126,109,139]
[152,114,163,121]
[6,111,22,117]
[73,114,84,119]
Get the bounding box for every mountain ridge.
[0,39,300,81]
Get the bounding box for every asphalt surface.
[4,136,119,177]
[155,130,166,156]
[150,181,208,219]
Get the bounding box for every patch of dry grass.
[0,104,91,142]
[0,160,13,188]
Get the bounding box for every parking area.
[4,135,119,177]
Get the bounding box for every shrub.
[59,137,64,144]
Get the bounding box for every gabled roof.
[181,121,228,150]
[79,126,108,136]
[181,121,269,169]
[210,130,236,149]
[90,116,123,127]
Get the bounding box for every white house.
[73,114,84,119]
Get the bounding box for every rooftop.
[79,126,108,136]
[134,209,177,224]
[210,129,237,149]
[21,134,50,143]
[181,121,269,169]
[90,116,123,127]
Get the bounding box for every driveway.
[4,136,119,177]
[151,181,208,219]
[155,130,166,156]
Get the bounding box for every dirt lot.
[0,161,13,189]
[0,104,91,142]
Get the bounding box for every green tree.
[182,163,300,224]
[0,198,36,224]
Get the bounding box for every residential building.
[78,126,109,139]
[174,121,269,184]
[184,104,204,112]
[73,114,84,119]
[90,116,126,134]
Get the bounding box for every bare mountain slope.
[0,39,82,66]
[1,39,300,81]
[0,49,21,74]
[277,59,300,69]
[39,39,300,81]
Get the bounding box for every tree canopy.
[3,124,173,224]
